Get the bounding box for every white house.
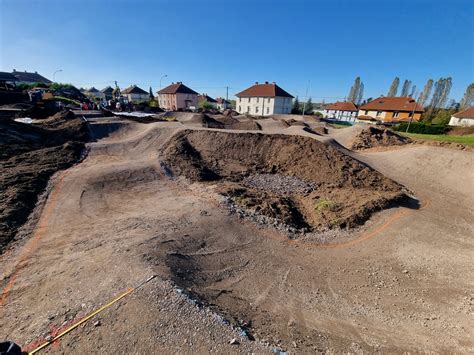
[449,107,474,126]
[324,101,358,121]
[235,82,294,116]
[216,97,232,110]
[121,85,150,102]
[84,87,105,100]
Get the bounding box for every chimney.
[265,81,269,84]
[272,81,276,84]
[35,71,38,74]
[255,81,258,85]
[13,69,16,72]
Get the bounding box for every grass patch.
[400,133,474,146]
[315,198,340,212]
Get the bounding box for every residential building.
[449,107,474,126]
[357,96,424,123]
[101,86,114,100]
[11,69,52,85]
[0,72,17,89]
[216,97,232,110]
[324,101,358,121]
[198,93,217,108]
[122,85,150,102]
[235,82,293,116]
[157,82,198,111]
[84,87,105,100]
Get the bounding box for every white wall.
[449,116,474,126]
[324,109,357,121]
[236,96,291,116]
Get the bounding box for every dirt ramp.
[161,130,407,231]
[351,126,412,150]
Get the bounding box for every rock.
[45,335,54,342]
[230,338,239,345]
[94,320,101,327]
[402,269,409,274]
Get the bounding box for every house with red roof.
[157,82,198,111]
[357,96,424,123]
[235,82,294,116]
[122,85,150,102]
[324,101,358,121]
[449,107,474,126]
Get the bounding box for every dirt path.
[1,119,472,353]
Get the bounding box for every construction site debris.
[351,126,412,150]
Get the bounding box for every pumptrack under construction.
[0,116,472,353]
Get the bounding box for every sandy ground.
[0,118,473,353]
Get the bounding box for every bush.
[394,122,448,135]
[397,122,447,134]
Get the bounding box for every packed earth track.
[0,117,473,353]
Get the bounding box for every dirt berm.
[161,130,408,232]
[0,110,88,252]
[351,126,412,150]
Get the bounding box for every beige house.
[157,82,198,111]
[357,96,424,123]
[449,107,474,126]
[121,85,149,102]
[235,82,294,116]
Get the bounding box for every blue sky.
[1,0,473,102]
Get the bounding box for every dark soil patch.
[0,110,89,252]
[351,126,412,150]
[161,130,407,232]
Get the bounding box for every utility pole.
[406,91,420,133]
[302,80,310,117]
[226,86,229,101]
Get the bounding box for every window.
[238,105,241,112]
[247,106,250,113]
[256,106,259,113]
[364,110,369,115]
[256,97,259,103]
[376,111,383,117]
[239,98,241,102]
[248,98,252,103]
[393,111,399,118]
[267,107,269,114]
[268,97,271,103]
[408,112,413,118]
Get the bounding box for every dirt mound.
[286,119,307,127]
[351,126,412,150]
[182,113,224,128]
[0,112,89,252]
[448,125,474,136]
[161,130,407,231]
[213,116,261,131]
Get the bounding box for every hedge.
[394,122,448,135]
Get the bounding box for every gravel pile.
[242,173,317,194]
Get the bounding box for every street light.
[53,69,63,82]
[159,74,168,89]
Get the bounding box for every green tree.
[304,97,314,114]
[199,100,214,110]
[347,76,363,104]
[419,79,433,107]
[291,96,301,114]
[149,86,154,99]
[432,109,454,125]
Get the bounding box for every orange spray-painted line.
[0,170,71,309]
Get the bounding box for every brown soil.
[351,126,412,150]
[447,125,474,136]
[0,110,88,251]
[1,120,472,353]
[161,130,407,231]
